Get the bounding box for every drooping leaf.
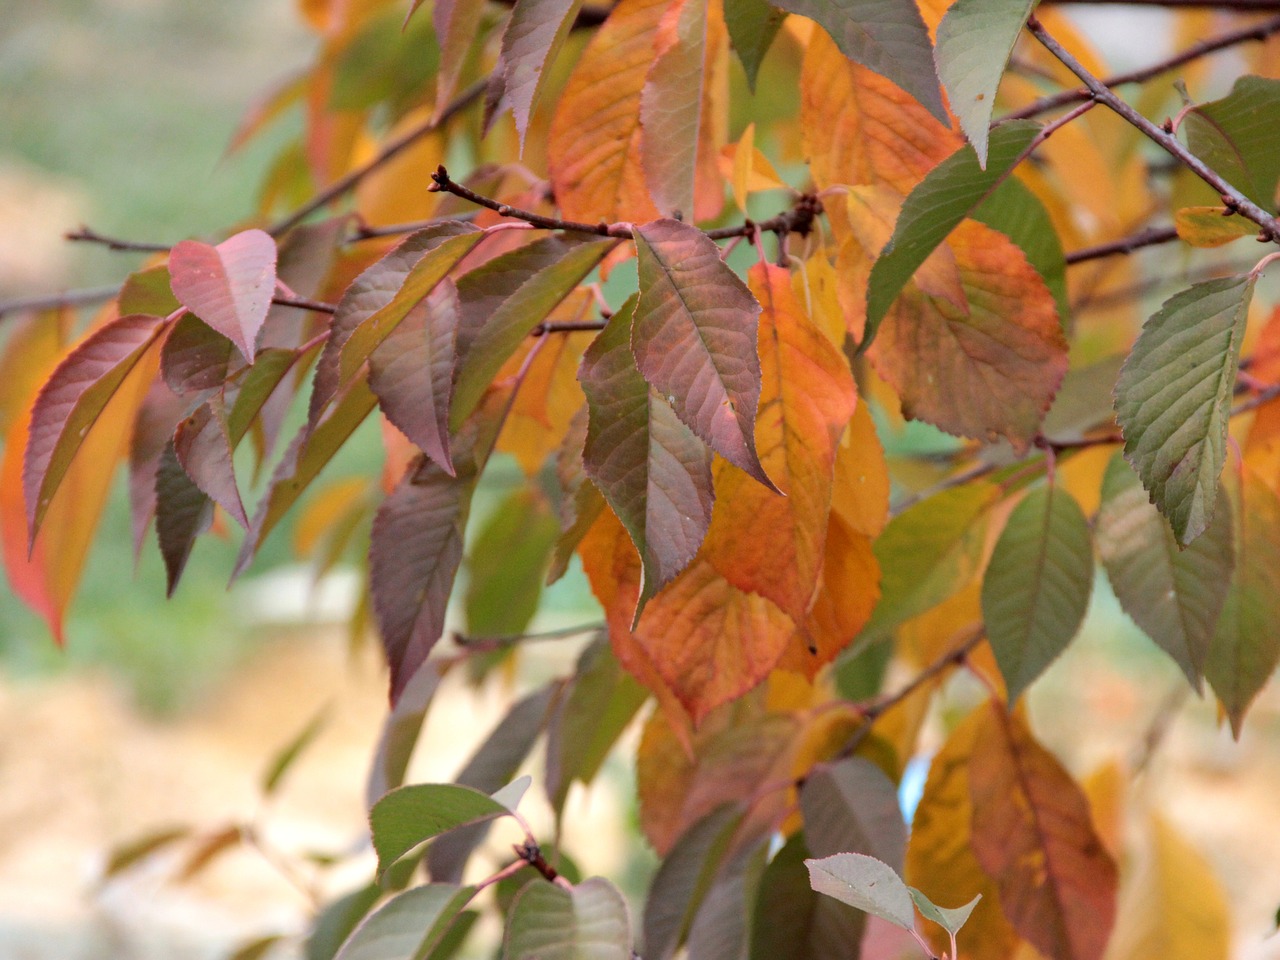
[632,218,772,488]
[23,314,168,541]
[366,663,442,808]
[499,0,585,148]
[934,0,1039,167]
[450,237,616,430]
[864,120,1041,341]
[724,0,786,89]
[1096,451,1232,688]
[1183,76,1280,209]
[969,703,1117,960]
[772,0,945,122]
[172,398,249,529]
[908,889,982,938]
[505,877,632,960]
[804,852,916,930]
[1204,465,1280,735]
[432,0,486,118]
[168,229,277,364]
[369,281,460,476]
[702,263,856,620]
[1114,275,1255,545]
[981,483,1095,702]
[99,825,192,881]
[370,781,525,877]
[548,0,665,222]
[333,883,474,960]
[800,757,906,867]
[750,834,866,960]
[580,296,714,617]
[155,442,215,594]
[906,708,1018,960]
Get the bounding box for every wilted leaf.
[1115,275,1255,545]
[1204,465,1280,735]
[724,0,786,89]
[982,483,1094,702]
[1096,451,1232,688]
[370,782,524,877]
[333,883,474,960]
[169,229,277,364]
[934,0,1039,166]
[548,0,665,222]
[505,877,632,960]
[632,219,772,487]
[774,0,945,121]
[1183,76,1280,209]
[969,703,1117,960]
[581,296,714,616]
[805,852,915,930]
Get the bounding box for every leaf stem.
[1026,16,1280,243]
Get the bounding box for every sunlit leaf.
[1096,451,1232,688]
[969,703,1117,960]
[1115,275,1255,545]
[934,0,1039,166]
[1174,206,1258,248]
[805,852,915,930]
[169,229,277,364]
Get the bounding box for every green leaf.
[632,218,774,489]
[465,489,560,636]
[685,840,770,960]
[800,757,906,867]
[1184,76,1280,209]
[860,482,997,643]
[261,705,329,797]
[750,834,865,960]
[100,825,192,881]
[331,7,438,112]
[935,0,1039,167]
[334,883,474,960]
[370,780,527,877]
[1114,275,1255,545]
[1205,467,1280,735]
[307,884,382,960]
[864,120,1041,343]
[498,0,585,147]
[1096,452,1232,689]
[804,852,916,930]
[119,264,181,317]
[982,483,1094,702]
[581,296,714,617]
[450,236,615,429]
[724,0,786,90]
[504,877,632,960]
[908,888,981,936]
[770,0,945,121]
[972,176,1069,327]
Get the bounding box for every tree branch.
[1027,16,1280,242]
[428,165,823,242]
[0,284,120,321]
[1005,15,1280,122]
[65,226,171,253]
[1064,225,1180,264]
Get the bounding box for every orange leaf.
[906,708,1020,960]
[702,263,856,620]
[969,704,1117,960]
[548,0,665,223]
[829,400,890,540]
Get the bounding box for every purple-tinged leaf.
[801,757,906,868]
[433,0,487,118]
[173,397,249,530]
[580,297,713,618]
[500,0,585,148]
[547,404,605,585]
[450,236,616,430]
[632,219,774,489]
[310,222,479,424]
[366,662,442,808]
[155,443,214,594]
[162,311,234,396]
[128,379,187,558]
[369,281,460,475]
[24,313,169,542]
[169,229,278,364]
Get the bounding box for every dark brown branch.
[513,840,559,883]
[1007,15,1280,121]
[428,165,822,241]
[271,294,336,314]
[0,284,120,320]
[531,320,608,336]
[1064,225,1180,265]
[268,80,487,237]
[1027,16,1280,243]
[348,211,478,242]
[65,226,171,253]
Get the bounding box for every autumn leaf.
[1174,206,1258,248]
[432,0,486,119]
[161,311,235,394]
[969,703,1117,960]
[172,397,249,530]
[724,0,786,89]
[1115,275,1255,545]
[169,229,277,365]
[1183,76,1280,209]
[632,218,774,488]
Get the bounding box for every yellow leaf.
[1175,206,1258,248]
[355,108,444,227]
[791,252,847,348]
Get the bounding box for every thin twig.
[530,320,607,337]
[1065,226,1180,265]
[65,226,171,253]
[271,294,337,314]
[1007,15,1280,122]
[348,211,478,242]
[0,284,121,320]
[1027,16,1280,243]
[268,80,487,237]
[451,621,605,650]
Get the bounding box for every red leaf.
[128,379,188,556]
[580,296,714,618]
[169,229,278,364]
[24,314,169,543]
[369,280,460,476]
[632,219,774,489]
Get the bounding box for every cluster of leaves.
[5,0,1280,958]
